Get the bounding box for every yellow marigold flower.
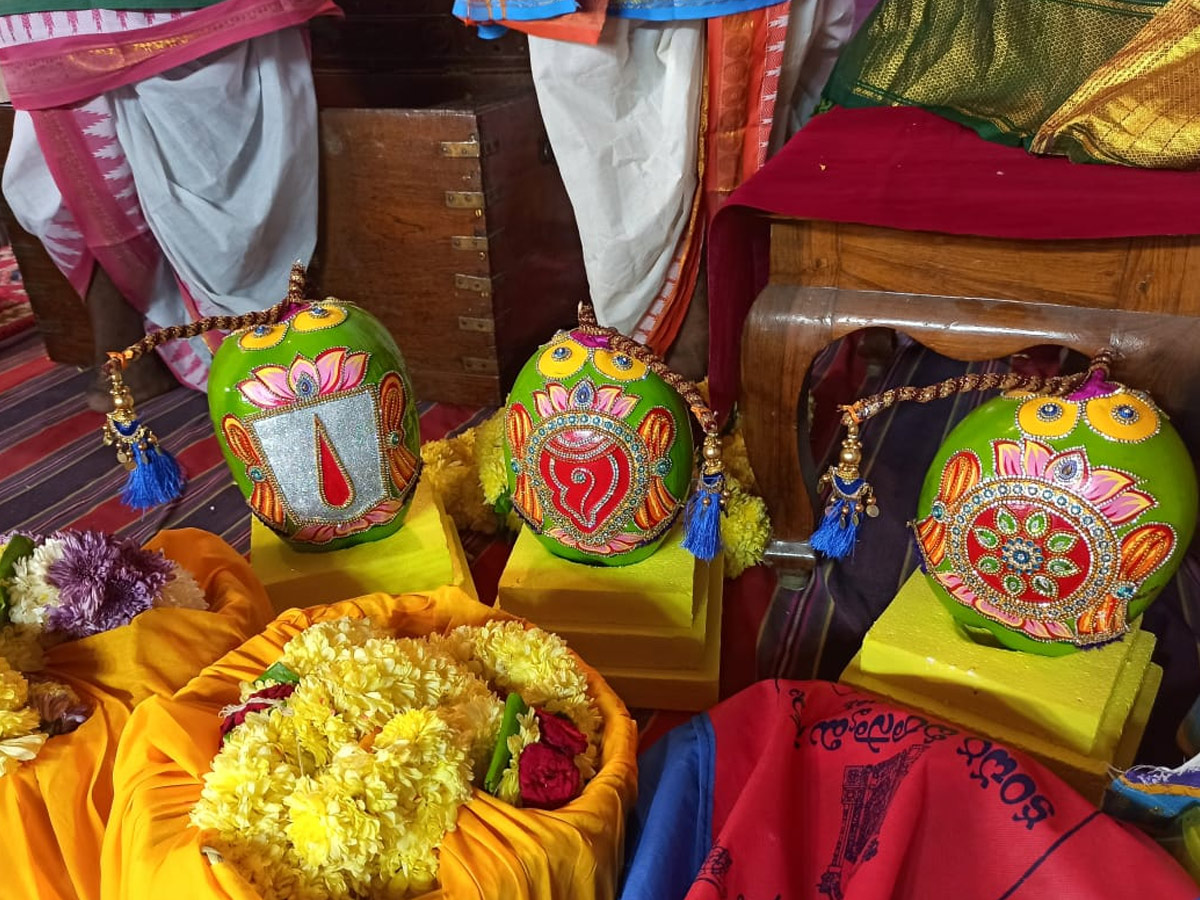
[0,657,30,711]
[474,409,509,507]
[721,430,759,494]
[0,624,44,673]
[194,616,600,898]
[720,489,771,578]
[496,708,539,806]
[0,705,40,740]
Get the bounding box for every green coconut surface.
[208,304,421,552]
[916,392,1197,655]
[504,336,695,566]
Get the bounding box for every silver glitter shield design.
[249,388,386,522]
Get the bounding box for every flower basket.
[101,586,639,900]
[1,528,275,900]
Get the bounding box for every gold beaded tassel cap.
[810,415,878,560]
[98,262,309,511]
[101,363,185,509]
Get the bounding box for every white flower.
[7,538,65,627]
[154,563,208,610]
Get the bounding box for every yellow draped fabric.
[100,588,639,900]
[1033,0,1200,168]
[0,529,275,900]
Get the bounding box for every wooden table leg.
[740,284,1200,581]
[741,284,838,585]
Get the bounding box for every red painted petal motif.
[379,373,418,492]
[221,415,284,528]
[1118,523,1175,582]
[915,518,947,566]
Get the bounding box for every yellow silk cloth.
[1033,0,1200,168]
[1,529,275,900]
[100,588,639,900]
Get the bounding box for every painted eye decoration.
[292,303,348,332]
[594,349,648,382]
[1016,396,1078,439]
[1085,391,1160,443]
[537,339,588,378]
[237,322,289,351]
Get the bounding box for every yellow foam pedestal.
[498,525,722,711]
[251,478,476,614]
[842,571,1160,804]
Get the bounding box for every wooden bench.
[740,218,1200,584]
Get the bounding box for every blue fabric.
[619,714,716,900]
[453,0,577,23]
[607,0,778,19]
[453,0,778,29]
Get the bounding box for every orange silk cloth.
[100,588,639,900]
[1,529,275,900]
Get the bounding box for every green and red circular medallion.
[915,375,1196,654]
[504,330,694,566]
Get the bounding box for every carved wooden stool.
[741,218,1200,584]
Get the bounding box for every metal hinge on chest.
[440,137,498,159]
[445,191,486,211]
[462,357,499,374]
[454,273,493,296]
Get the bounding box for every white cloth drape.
[528,21,704,337]
[2,27,317,390]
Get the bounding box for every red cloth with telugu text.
[690,681,1197,899]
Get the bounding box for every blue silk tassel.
[103,372,186,511]
[811,420,877,560]
[682,470,724,561]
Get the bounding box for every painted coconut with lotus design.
[914,373,1197,654]
[504,329,694,566]
[208,300,421,551]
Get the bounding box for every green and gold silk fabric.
[824,0,1200,169]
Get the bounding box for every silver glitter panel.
[249,388,386,522]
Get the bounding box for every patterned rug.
[0,244,34,340]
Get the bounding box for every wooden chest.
[313,93,586,407]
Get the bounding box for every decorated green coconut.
[912,373,1196,654]
[504,308,724,566]
[101,266,422,552]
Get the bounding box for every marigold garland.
[421,399,772,577]
[193,617,602,899]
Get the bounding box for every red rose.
[535,709,588,757]
[518,742,581,809]
[220,682,296,740]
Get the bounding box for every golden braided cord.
[101,264,309,378]
[575,303,718,437]
[840,350,1116,427]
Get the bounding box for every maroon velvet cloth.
[708,105,1200,415]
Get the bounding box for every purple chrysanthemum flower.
[45,530,173,639]
[47,531,120,625]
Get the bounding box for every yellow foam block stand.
[842,571,1160,804]
[498,525,722,711]
[251,478,476,614]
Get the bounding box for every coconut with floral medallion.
[914,371,1197,655]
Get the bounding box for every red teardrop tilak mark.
[315,416,354,509]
